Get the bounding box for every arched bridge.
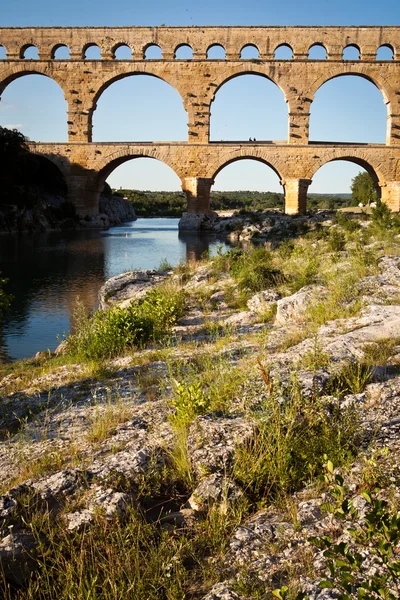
[1,25,400,214]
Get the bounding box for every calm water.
[0,218,229,362]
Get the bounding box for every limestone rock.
[275,285,327,325]
[187,416,254,477]
[247,290,280,313]
[188,474,243,511]
[98,270,165,309]
[179,212,219,232]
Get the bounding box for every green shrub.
[67,286,185,360]
[328,229,346,252]
[231,247,281,292]
[310,465,400,600]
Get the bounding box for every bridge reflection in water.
[0,219,231,361]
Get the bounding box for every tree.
[351,171,377,206]
[0,126,30,204]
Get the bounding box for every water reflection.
[0,219,230,361]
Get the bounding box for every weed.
[327,361,373,396]
[234,372,358,505]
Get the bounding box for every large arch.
[307,157,381,210]
[92,73,188,142]
[309,74,387,144]
[0,72,68,142]
[307,154,384,191]
[209,73,288,142]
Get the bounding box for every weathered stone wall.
[1,26,400,215]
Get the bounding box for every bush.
[231,247,281,292]
[310,466,400,600]
[66,286,185,360]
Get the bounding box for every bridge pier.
[181,177,214,213]
[66,172,101,217]
[381,181,400,212]
[283,178,312,215]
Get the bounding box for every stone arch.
[376,44,394,60]
[274,43,293,59]
[208,152,284,183]
[111,43,132,59]
[143,44,162,59]
[29,149,72,181]
[174,44,193,59]
[308,43,327,59]
[0,65,67,98]
[240,44,260,59]
[90,150,185,212]
[83,43,102,59]
[343,44,360,60]
[20,44,39,59]
[51,44,70,59]
[28,151,70,193]
[206,44,226,59]
[0,45,7,59]
[310,73,388,144]
[209,71,289,142]
[210,67,288,103]
[306,152,386,188]
[310,67,393,107]
[91,70,186,114]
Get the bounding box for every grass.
[233,369,359,505]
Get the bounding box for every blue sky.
[1,0,399,195]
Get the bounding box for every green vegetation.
[351,171,378,207]
[0,126,68,209]
[311,466,400,600]
[115,188,353,216]
[66,283,185,360]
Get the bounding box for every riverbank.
[0,207,400,598]
[0,194,136,234]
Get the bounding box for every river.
[0,218,230,362]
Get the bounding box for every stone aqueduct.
[1,25,400,215]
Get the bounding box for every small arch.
[376,44,394,60]
[240,44,260,59]
[0,45,6,60]
[83,44,102,60]
[144,44,162,59]
[343,44,360,60]
[174,44,193,59]
[308,43,327,60]
[52,44,70,60]
[274,44,293,60]
[207,44,226,59]
[113,44,132,60]
[21,44,39,60]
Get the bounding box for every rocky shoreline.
[0,210,399,597]
[0,194,136,233]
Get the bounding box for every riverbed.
[0,218,229,361]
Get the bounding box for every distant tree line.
[114,188,359,216]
